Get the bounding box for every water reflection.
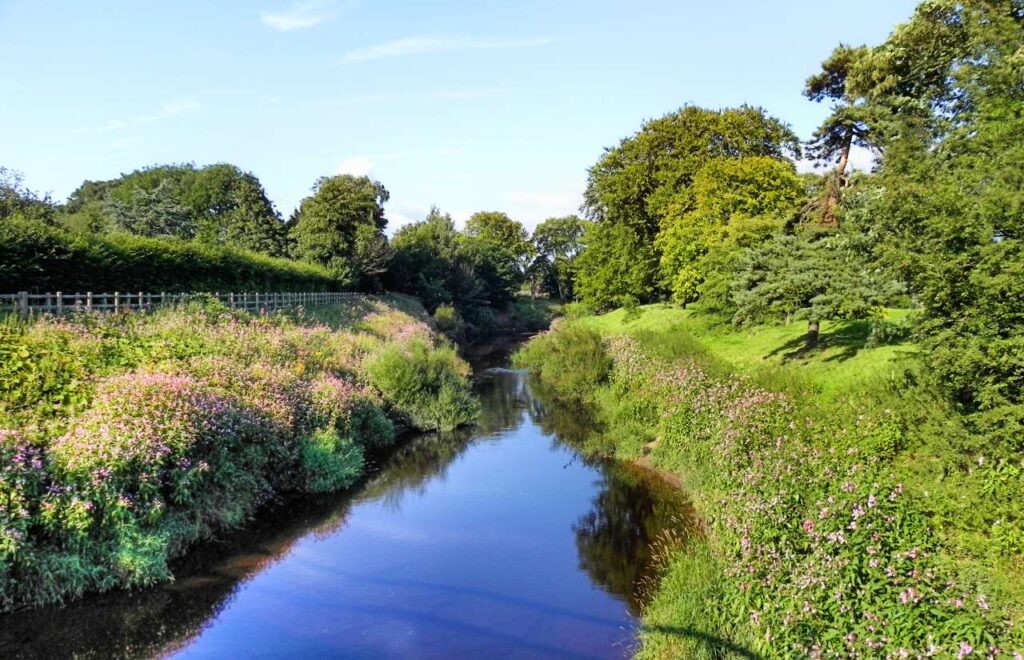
[0,361,694,660]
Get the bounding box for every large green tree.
[655,156,803,303]
[289,174,389,284]
[576,106,800,309]
[532,215,588,299]
[846,0,1024,447]
[63,163,288,255]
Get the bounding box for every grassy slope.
[567,304,1022,657]
[581,305,916,402]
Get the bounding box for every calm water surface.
[0,356,693,659]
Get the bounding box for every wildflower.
[958,642,973,658]
[977,594,990,611]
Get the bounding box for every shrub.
[366,340,478,431]
[432,304,465,342]
[308,375,395,450]
[513,322,611,402]
[298,429,365,493]
[52,372,277,536]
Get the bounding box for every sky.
[0,0,920,232]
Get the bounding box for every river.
[0,352,693,659]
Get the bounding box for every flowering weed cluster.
[0,295,475,611]
[518,326,1023,657]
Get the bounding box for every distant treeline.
[1,163,583,338]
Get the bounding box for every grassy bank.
[515,305,1023,658]
[0,295,476,612]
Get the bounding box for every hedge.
[0,219,339,293]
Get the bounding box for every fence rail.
[0,291,360,318]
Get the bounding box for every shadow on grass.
[764,319,906,364]
[641,624,764,659]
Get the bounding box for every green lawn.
[579,304,919,402]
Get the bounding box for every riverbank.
[514,305,1024,658]
[0,295,477,612]
[1,360,693,659]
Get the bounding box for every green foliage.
[366,340,478,432]
[298,428,365,493]
[532,215,589,299]
[513,323,611,402]
[289,174,390,283]
[573,222,661,310]
[656,156,803,303]
[575,106,800,310]
[0,217,337,293]
[519,320,1022,656]
[431,304,465,343]
[0,296,473,611]
[64,163,288,256]
[730,230,902,331]
[384,207,522,334]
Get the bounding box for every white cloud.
[99,99,202,133]
[338,36,553,64]
[261,1,338,31]
[505,188,584,230]
[338,89,512,104]
[336,156,375,176]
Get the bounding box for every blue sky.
[0,0,918,231]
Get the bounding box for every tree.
[464,211,533,280]
[573,222,660,310]
[656,157,803,303]
[289,174,389,284]
[105,179,195,239]
[803,45,876,226]
[845,0,1024,446]
[730,229,901,347]
[63,164,288,255]
[0,167,57,225]
[579,105,801,305]
[532,215,588,299]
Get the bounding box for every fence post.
[113,292,119,314]
[86,291,93,311]
[56,291,63,315]
[18,291,28,319]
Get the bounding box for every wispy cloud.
[336,156,375,176]
[99,99,202,133]
[261,1,338,31]
[336,148,463,177]
[505,188,584,230]
[338,36,553,64]
[336,88,512,104]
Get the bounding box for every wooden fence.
[0,291,360,318]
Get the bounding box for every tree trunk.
[806,320,821,349]
[820,131,853,227]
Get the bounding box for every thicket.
[0,296,476,611]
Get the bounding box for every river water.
[0,357,693,659]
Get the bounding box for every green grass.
[579,304,918,402]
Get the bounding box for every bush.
[298,429,365,493]
[513,322,611,401]
[0,217,339,293]
[366,340,478,431]
[432,304,465,342]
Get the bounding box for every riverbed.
[0,359,693,659]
